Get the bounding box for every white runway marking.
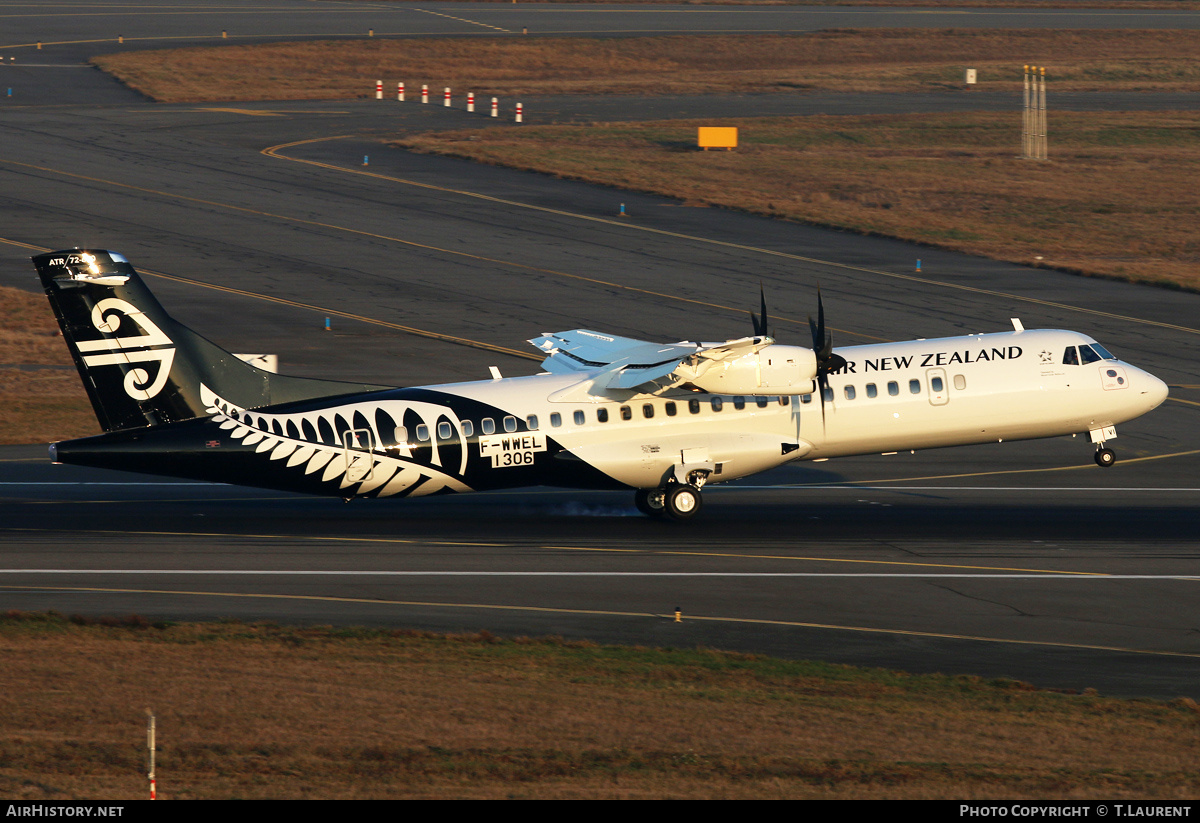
[2,570,1198,579]
[5,483,1200,492]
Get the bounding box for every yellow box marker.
[698,127,738,151]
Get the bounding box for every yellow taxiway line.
[3,582,1197,660]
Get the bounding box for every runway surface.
[2,1,1199,699]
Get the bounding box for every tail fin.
[34,249,389,432]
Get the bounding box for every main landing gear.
[1094,447,1116,468]
[635,476,708,521]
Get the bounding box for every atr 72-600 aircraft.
[35,249,1169,520]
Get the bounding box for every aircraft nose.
[1138,370,1169,411]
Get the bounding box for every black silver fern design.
[199,384,473,497]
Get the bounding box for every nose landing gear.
[1089,426,1118,468]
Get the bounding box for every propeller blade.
[750,284,769,338]
[808,288,841,433]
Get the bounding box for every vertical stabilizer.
[34,249,388,432]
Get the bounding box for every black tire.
[664,484,703,521]
[635,488,666,518]
[1095,448,1116,468]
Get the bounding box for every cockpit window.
[1079,345,1103,365]
[1089,343,1117,361]
[1062,347,1079,366]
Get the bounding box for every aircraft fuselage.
[53,328,1167,500]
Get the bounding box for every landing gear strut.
[635,483,705,521]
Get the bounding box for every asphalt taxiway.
[1,1,1199,699]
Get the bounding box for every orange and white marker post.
[375,80,382,100]
[515,102,523,123]
[397,81,404,102]
[467,92,475,113]
[444,87,451,107]
[490,97,498,118]
[421,84,429,104]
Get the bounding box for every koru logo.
[74,298,176,400]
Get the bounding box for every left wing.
[529,329,798,392]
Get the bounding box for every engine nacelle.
[677,344,818,395]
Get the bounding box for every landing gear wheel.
[635,488,666,518]
[664,484,703,521]
[1095,448,1116,468]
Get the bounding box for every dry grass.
[395,111,1200,292]
[2,613,1198,800]
[92,30,1200,102]
[0,286,96,445]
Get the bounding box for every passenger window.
[416,424,430,442]
[954,374,967,391]
[481,418,495,435]
[394,426,408,444]
[620,405,632,421]
[844,385,856,400]
[888,381,899,396]
[503,416,517,433]
[597,408,609,423]
[643,403,654,418]
[550,413,561,428]
[688,399,701,414]
[1063,347,1079,366]
[665,401,677,417]
[779,396,789,406]
[866,383,877,398]
[573,410,585,426]
[733,396,745,410]
[909,379,921,394]
[801,394,812,404]
[822,386,833,403]
[462,420,474,438]
[756,396,769,408]
[711,397,723,412]
[931,376,944,392]
[437,421,452,440]
[526,415,539,430]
